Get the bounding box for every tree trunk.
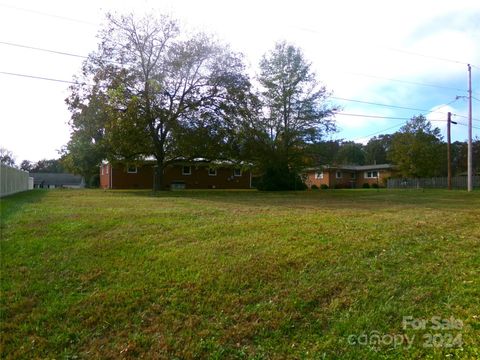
[154,159,164,191]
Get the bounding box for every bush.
[320,184,329,190]
[310,184,319,190]
[362,183,370,188]
[256,163,307,191]
[371,183,379,189]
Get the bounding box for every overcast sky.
[1,0,479,163]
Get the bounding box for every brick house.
[304,164,397,189]
[100,160,252,190]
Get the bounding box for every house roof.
[30,173,84,186]
[102,158,252,168]
[305,164,396,171]
[337,164,395,171]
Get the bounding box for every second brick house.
[304,164,396,189]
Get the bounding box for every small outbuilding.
[30,173,85,189]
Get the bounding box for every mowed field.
[1,189,479,359]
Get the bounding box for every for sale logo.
[347,316,463,350]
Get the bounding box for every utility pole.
[467,64,473,192]
[447,112,457,190]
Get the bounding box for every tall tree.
[364,134,392,164]
[19,160,33,172]
[451,138,480,175]
[388,115,445,177]
[334,141,365,165]
[0,148,16,167]
[252,42,337,189]
[30,159,65,173]
[67,13,251,190]
[305,140,341,166]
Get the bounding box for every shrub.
[256,162,307,191]
[362,183,370,188]
[310,184,319,190]
[320,184,329,190]
[371,183,379,189]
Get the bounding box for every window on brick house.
[127,165,137,173]
[233,168,242,176]
[208,168,217,176]
[182,166,191,175]
[365,171,378,178]
[315,171,323,179]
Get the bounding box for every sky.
[0,0,479,163]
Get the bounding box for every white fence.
[0,163,30,197]
[387,176,480,190]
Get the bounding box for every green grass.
[1,189,479,359]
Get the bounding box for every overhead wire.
[0,70,83,85]
[0,40,88,59]
[1,5,479,138]
[0,2,98,26]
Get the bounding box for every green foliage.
[246,42,337,190]
[256,162,307,191]
[306,140,341,166]
[388,115,445,177]
[364,134,392,165]
[362,183,370,188]
[310,184,319,190]
[19,160,33,172]
[67,13,251,190]
[334,141,365,165]
[320,184,329,189]
[0,147,16,167]
[451,138,480,175]
[29,159,65,173]
[371,183,379,189]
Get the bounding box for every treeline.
[49,13,479,189]
[0,148,65,174]
[311,116,479,178]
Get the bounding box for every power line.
[293,24,480,69]
[0,3,98,26]
[3,68,477,123]
[0,39,469,93]
[345,71,466,92]
[331,96,468,118]
[386,47,472,66]
[331,96,431,112]
[351,122,405,141]
[350,118,480,143]
[334,112,445,121]
[0,71,82,85]
[0,41,87,59]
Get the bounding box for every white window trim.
[350,172,356,179]
[208,168,217,176]
[364,171,379,179]
[336,171,342,179]
[127,166,137,174]
[101,167,104,175]
[233,169,242,177]
[315,171,323,179]
[182,166,192,175]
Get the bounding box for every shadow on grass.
[0,190,48,225]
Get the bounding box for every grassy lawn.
[1,189,479,359]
